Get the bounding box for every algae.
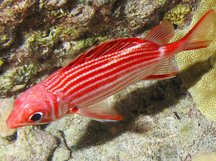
[0,58,3,66]
[156,0,166,5]
[164,4,191,25]
[0,64,39,96]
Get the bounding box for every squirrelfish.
[6,10,216,128]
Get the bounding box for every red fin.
[145,56,178,80]
[69,97,123,121]
[145,21,175,46]
[181,10,216,50]
[63,38,145,70]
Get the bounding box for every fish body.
[7,10,216,128]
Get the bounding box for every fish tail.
[181,10,216,51]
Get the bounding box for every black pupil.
[30,113,42,121]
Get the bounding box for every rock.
[52,146,71,161]
[45,79,216,161]
[0,97,16,137]
[192,152,216,161]
[5,127,57,161]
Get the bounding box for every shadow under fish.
[73,57,213,150]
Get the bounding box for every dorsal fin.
[63,37,146,70]
[44,37,159,83]
[145,21,175,46]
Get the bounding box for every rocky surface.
[45,77,216,161]
[0,98,16,137]
[4,127,57,161]
[1,0,216,161]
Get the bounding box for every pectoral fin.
[145,56,178,80]
[69,97,123,122]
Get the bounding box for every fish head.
[6,83,56,128]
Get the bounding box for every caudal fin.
[181,10,216,51]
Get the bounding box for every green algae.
[0,35,8,43]
[156,0,166,5]
[0,30,14,49]
[72,36,108,53]
[164,4,191,25]
[0,64,39,96]
[0,34,107,96]
[0,58,3,66]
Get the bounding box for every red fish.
[6,10,216,128]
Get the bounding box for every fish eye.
[29,112,43,122]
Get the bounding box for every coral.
[164,4,191,25]
[175,0,216,122]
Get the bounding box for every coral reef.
[164,4,191,25]
[175,0,216,122]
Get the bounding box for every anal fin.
[69,97,123,122]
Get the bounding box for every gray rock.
[1,127,57,161]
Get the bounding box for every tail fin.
[181,10,216,51]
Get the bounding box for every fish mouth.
[6,115,50,128]
[6,119,19,129]
[6,118,30,128]
[6,112,24,129]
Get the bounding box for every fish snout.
[6,118,17,129]
[6,111,22,129]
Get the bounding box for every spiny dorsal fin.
[145,21,175,46]
[45,37,159,83]
[63,38,146,70]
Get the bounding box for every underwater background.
[0,0,216,160]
